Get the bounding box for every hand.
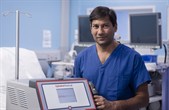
[94,95,113,110]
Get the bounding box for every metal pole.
[15,10,19,80]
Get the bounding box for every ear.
[90,24,92,29]
[114,24,117,32]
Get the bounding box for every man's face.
[91,16,117,47]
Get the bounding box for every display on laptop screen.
[36,79,96,110]
[56,88,77,103]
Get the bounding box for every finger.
[96,102,100,106]
[97,104,104,109]
[96,102,104,107]
[94,95,101,100]
[94,95,103,101]
[94,97,100,102]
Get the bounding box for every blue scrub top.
[74,44,151,101]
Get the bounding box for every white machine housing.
[6,79,40,110]
[6,78,96,110]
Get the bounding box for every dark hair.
[89,6,117,27]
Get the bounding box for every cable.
[163,44,167,63]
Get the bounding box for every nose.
[97,27,104,34]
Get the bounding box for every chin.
[97,42,109,47]
[97,40,111,45]
[97,41,106,45]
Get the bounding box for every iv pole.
[2,10,31,80]
[15,10,19,80]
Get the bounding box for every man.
[74,6,151,110]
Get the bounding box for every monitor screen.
[56,88,77,103]
[73,45,88,54]
[129,12,162,49]
[35,79,96,110]
[78,15,95,44]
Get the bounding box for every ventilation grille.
[7,86,28,109]
[17,89,28,109]
[7,86,18,105]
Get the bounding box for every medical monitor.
[129,12,162,49]
[78,15,95,44]
[73,45,88,54]
[34,79,96,110]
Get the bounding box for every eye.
[92,24,99,29]
[103,24,110,29]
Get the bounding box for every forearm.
[95,95,148,110]
[109,95,149,110]
[94,83,149,110]
[108,84,149,110]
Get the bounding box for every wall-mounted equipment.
[78,15,95,44]
[129,12,162,49]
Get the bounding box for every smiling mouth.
[97,37,106,40]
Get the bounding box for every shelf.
[149,95,162,103]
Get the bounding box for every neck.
[96,41,119,64]
[96,40,119,53]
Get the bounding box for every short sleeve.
[131,53,151,92]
